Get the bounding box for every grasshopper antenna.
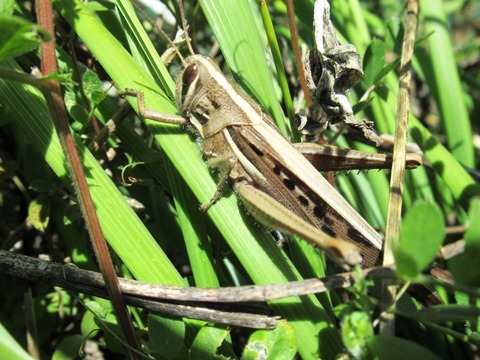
[129,0,186,65]
[178,0,196,56]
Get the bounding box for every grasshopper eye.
[183,63,199,86]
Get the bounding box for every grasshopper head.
[175,55,224,136]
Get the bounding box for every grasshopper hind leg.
[235,183,362,266]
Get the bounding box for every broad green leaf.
[367,336,440,360]
[341,311,373,359]
[85,300,111,321]
[64,90,89,125]
[90,90,106,105]
[242,321,296,360]
[80,311,100,339]
[148,314,185,359]
[449,198,480,287]
[0,0,16,16]
[52,335,84,360]
[0,15,51,59]
[83,70,105,105]
[394,201,444,279]
[190,326,232,360]
[28,194,51,232]
[88,301,125,355]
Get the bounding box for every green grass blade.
[199,0,287,133]
[0,322,34,360]
[419,0,474,167]
[409,117,480,211]
[0,59,183,285]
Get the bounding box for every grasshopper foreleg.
[120,89,187,125]
[200,155,238,212]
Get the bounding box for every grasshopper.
[121,0,421,268]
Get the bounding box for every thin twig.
[0,250,397,329]
[88,101,132,152]
[36,0,140,355]
[285,0,313,107]
[381,0,419,335]
[24,288,40,360]
[438,239,465,260]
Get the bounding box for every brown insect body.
[173,55,384,267]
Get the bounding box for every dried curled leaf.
[303,0,382,146]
